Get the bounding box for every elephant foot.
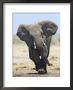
[47,62,53,66]
[38,69,47,74]
[46,59,53,66]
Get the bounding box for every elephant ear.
[17,24,34,47]
[17,24,29,41]
[38,21,58,37]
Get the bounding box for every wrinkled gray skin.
[17,21,58,74]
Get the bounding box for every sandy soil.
[13,40,60,77]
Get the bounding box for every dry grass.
[12,35,60,77]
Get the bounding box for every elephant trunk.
[34,38,48,59]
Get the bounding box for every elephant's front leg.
[29,47,40,71]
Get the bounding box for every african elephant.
[16,20,58,74]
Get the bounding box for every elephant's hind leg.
[46,59,53,66]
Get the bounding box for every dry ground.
[13,36,60,77]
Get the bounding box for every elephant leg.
[46,59,53,66]
[29,47,40,71]
[45,37,52,66]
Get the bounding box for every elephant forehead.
[29,25,43,36]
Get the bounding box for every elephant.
[16,20,58,74]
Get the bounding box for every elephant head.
[17,21,58,73]
[17,21,58,55]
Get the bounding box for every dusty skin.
[13,35,60,77]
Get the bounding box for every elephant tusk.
[34,42,36,49]
[43,42,46,46]
[42,40,46,46]
[39,56,41,59]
